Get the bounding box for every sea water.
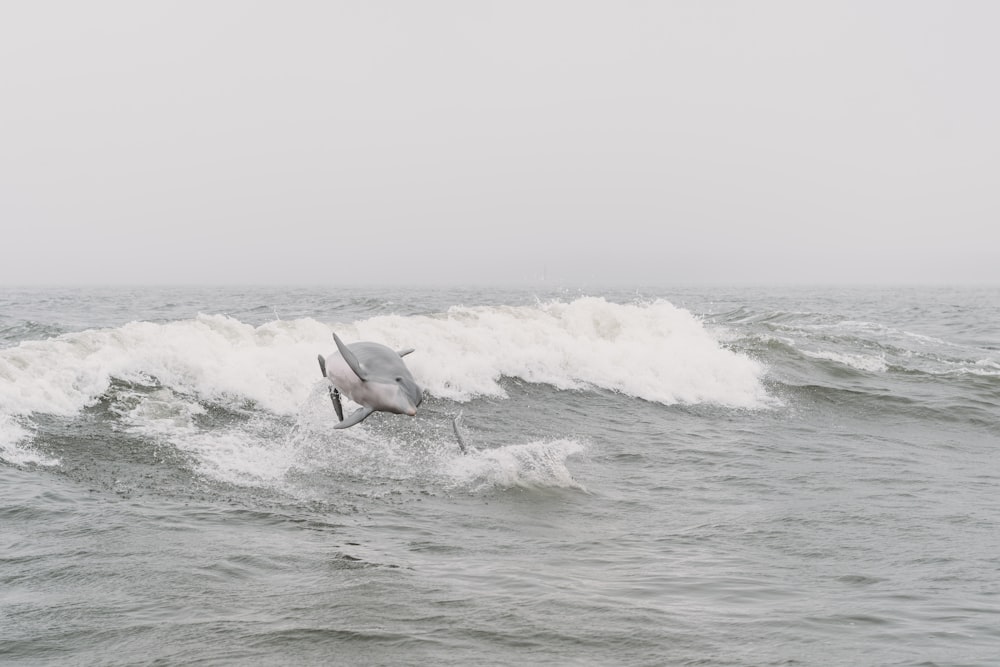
[1,285,998,665]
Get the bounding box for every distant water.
[2,285,998,666]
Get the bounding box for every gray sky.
[2,1,998,286]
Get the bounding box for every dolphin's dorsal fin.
[397,348,415,358]
[333,332,368,381]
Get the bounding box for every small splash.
[140,397,587,498]
[445,439,586,492]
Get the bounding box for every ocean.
[1,285,998,666]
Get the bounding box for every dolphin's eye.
[395,377,402,382]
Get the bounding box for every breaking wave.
[0,297,768,469]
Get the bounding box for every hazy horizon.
[3,2,998,286]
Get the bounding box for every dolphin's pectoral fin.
[334,406,375,429]
[333,332,368,381]
[332,388,344,422]
[396,348,415,358]
[318,354,344,419]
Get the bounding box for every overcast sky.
[1,1,997,286]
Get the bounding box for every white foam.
[941,358,1000,378]
[0,415,59,467]
[972,358,1000,375]
[171,426,299,487]
[117,387,206,431]
[445,439,586,492]
[804,350,888,373]
[0,314,331,419]
[118,386,304,488]
[354,297,770,408]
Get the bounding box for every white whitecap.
[354,297,770,408]
[803,350,888,373]
[0,297,769,429]
[0,415,59,467]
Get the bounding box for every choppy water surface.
[2,285,998,665]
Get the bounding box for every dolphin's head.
[373,374,422,416]
[396,375,423,416]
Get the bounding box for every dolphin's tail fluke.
[317,354,345,421]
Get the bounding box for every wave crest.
[0,297,769,469]
[356,297,769,408]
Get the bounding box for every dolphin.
[317,333,422,429]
